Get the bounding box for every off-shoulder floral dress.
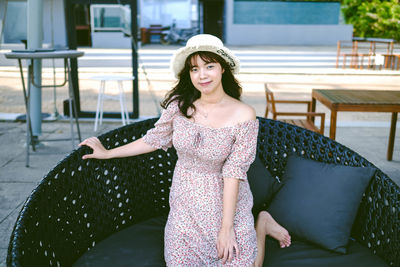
[142,100,258,266]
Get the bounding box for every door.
[74,4,92,46]
[202,0,224,40]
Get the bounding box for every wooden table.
[311,89,400,161]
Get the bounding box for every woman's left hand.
[217,226,239,264]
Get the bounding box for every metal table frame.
[5,50,84,167]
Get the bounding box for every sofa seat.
[264,237,387,267]
[74,215,386,267]
[73,216,167,267]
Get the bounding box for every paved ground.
[1,44,400,265]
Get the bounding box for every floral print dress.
[142,100,259,266]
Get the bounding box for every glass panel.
[141,0,191,28]
[3,1,27,43]
[121,5,131,35]
[91,4,131,32]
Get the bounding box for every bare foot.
[256,211,291,248]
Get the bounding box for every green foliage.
[341,0,400,41]
[235,1,340,2]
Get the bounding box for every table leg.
[26,64,32,167]
[387,112,397,161]
[397,56,400,70]
[329,110,337,140]
[336,42,340,68]
[23,60,41,167]
[386,56,390,69]
[66,59,82,147]
[311,97,316,123]
[18,59,36,155]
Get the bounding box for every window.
[91,4,131,33]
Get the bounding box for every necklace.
[196,108,210,118]
[196,97,225,119]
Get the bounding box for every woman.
[80,34,290,266]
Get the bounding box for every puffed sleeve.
[142,100,180,151]
[222,120,259,180]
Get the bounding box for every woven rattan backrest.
[7,118,176,266]
[7,117,399,266]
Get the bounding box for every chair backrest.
[7,118,400,266]
[264,84,277,119]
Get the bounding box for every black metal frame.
[64,0,139,119]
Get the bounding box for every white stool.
[91,75,135,131]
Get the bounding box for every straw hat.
[170,34,240,78]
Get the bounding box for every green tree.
[342,0,400,41]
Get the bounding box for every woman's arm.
[217,178,240,264]
[79,137,157,160]
[82,100,179,160]
[217,104,256,263]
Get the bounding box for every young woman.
[80,34,290,267]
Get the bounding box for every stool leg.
[67,98,74,148]
[119,81,130,124]
[99,80,105,127]
[118,81,126,125]
[94,80,104,131]
[123,90,130,124]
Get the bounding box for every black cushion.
[263,237,387,267]
[73,216,167,267]
[268,155,375,254]
[247,156,283,215]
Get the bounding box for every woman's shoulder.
[164,98,180,111]
[228,98,256,123]
[160,98,182,118]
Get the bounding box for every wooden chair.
[264,84,325,135]
[338,40,374,69]
[337,39,396,70]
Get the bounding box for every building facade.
[0,0,352,48]
[225,0,352,45]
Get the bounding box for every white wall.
[92,32,131,48]
[225,0,353,46]
[226,24,353,45]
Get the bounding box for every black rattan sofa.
[7,118,400,266]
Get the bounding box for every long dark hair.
[161,51,242,118]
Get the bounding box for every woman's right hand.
[79,137,110,160]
